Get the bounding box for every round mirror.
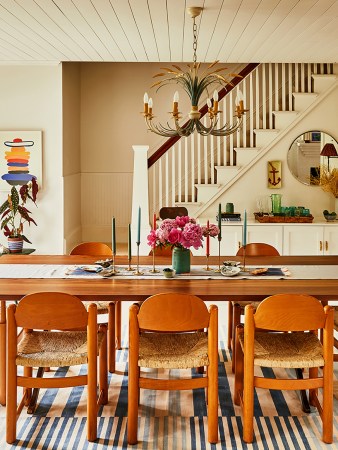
[287,131,338,185]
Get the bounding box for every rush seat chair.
[6,292,108,444]
[70,242,120,372]
[127,292,219,445]
[234,293,334,444]
[229,242,280,372]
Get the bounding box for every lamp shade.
[320,143,338,157]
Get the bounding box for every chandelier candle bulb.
[173,91,179,115]
[143,93,149,114]
[213,90,219,113]
[148,98,153,115]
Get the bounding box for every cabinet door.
[208,225,242,256]
[283,226,323,255]
[323,226,338,255]
[247,225,283,254]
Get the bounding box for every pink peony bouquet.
[147,216,219,250]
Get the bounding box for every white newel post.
[131,145,151,256]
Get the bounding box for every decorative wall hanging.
[0,131,42,190]
[268,160,282,188]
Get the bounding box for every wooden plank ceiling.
[0,0,337,63]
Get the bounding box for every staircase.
[146,63,337,219]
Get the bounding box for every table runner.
[0,264,337,279]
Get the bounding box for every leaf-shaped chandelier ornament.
[143,6,248,138]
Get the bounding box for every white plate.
[78,265,102,273]
[221,266,241,277]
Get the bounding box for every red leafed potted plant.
[0,178,38,252]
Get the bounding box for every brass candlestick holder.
[126,256,134,271]
[204,254,212,271]
[134,243,144,275]
[149,247,159,273]
[110,253,118,274]
[214,237,222,273]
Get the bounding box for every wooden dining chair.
[6,292,108,444]
[234,293,334,444]
[70,242,120,373]
[334,306,338,362]
[229,242,280,372]
[127,293,218,445]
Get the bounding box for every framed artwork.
[268,160,282,188]
[311,131,321,142]
[0,131,42,191]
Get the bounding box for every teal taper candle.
[128,223,131,260]
[112,217,116,254]
[243,210,247,247]
[137,207,141,244]
[218,203,222,239]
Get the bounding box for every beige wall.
[0,64,63,254]
[62,63,81,253]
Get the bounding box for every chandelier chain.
[193,17,198,65]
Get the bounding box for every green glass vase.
[172,247,191,274]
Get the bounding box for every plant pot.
[7,237,23,253]
[172,247,190,274]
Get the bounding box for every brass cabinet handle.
[325,241,328,251]
[238,241,241,249]
[320,240,323,251]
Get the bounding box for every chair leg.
[99,325,108,405]
[231,304,242,373]
[23,366,32,406]
[27,366,45,414]
[227,302,233,350]
[242,349,254,443]
[207,359,218,443]
[234,326,244,405]
[108,302,116,373]
[6,362,17,444]
[115,301,122,350]
[322,359,333,443]
[308,367,318,407]
[127,349,139,444]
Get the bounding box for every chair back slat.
[70,242,112,256]
[253,294,326,331]
[14,292,88,330]
[237,243,280,256]
[138,293,209,331]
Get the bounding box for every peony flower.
[148,215,218,251]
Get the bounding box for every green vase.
[172,247,191,274]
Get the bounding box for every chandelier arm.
[145,117,181,137]
[208,116,244,137]
[195,119,218,136]
[174,119,195,137]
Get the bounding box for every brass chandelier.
[143,6,248,138]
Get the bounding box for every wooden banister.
[147,63,259,168]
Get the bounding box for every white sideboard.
[194,220,338,256]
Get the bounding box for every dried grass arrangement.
[311,165,338,198]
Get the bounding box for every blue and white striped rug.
[1,326,337,449]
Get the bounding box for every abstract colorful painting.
[0,131,42,191]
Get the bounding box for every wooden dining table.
[1,253,338,406]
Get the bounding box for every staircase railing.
[148,63,333,217]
